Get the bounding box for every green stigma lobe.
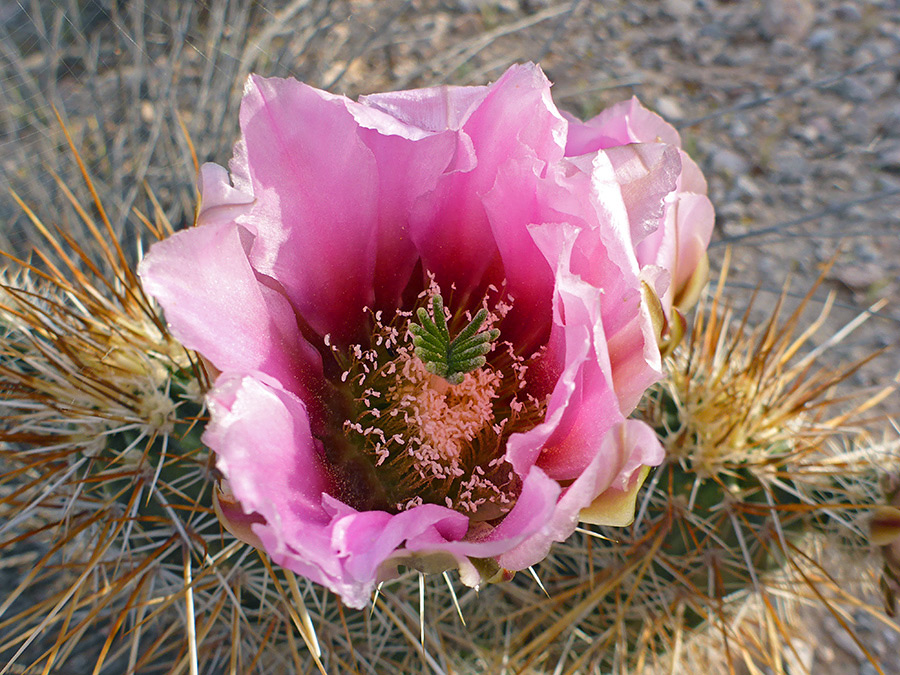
[409,295,500,385]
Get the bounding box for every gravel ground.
[1,1,899,673]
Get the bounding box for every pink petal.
[564,97,681,156]
[522,223,630,480]
[562,97,713,317]
[204,376,330,527]
[360,84,489,133]
[330,503,468,583]
[353,123,462,310]
[138,221,324,411]
[513,175,663,479]
[679,151,709,194]
[410,63,568,296]
[195,162,254,226]
[535,156,664,414]
[203,375,345,586]
[319,467,560,591]
[406,465,561,561]
[481,156,557,349]
[670,192,715,293]
[347,97,476,308]
[230,75,381,341]
[498,420,664,570]
[635,191,715,310]
[603,143,681,245]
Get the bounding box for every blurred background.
[1,1,898,672]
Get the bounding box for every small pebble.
[760,0,815,42]
[654,96,683,120]
[710,148,751,175]
[835,3,863,22]
[769,150,810,184]
[806,27,836,50]
[876,142,900,170]
[828,79,875,103]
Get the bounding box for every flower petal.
[360,84,489,134]
[509,216,655,481]
[563,97,681,156]
[563,95,714,317]
[603,143,681,245]
[196,162,254,226]
[231,75,381,341]
[352,118,463,310]
[203,375,350,590]
[329,502,468,583]
[635,191,715,312]
[530,153,662,430]
[138,221,323,409]
[481,156,557,349]
[213,482,265,549]
[406,465,561,562]
[580,465,651,527]
[499,420,664,570]
[410,63,568,296]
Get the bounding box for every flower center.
[326,284,546,519]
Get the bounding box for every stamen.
[331,283,548,517]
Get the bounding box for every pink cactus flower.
[139,64,712,608]
[565,98,715,315]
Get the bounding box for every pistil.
[409,294,500,385]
